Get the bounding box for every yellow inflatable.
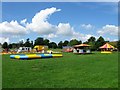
[10,53,63,60]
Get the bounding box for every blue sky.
[1,2,118,44]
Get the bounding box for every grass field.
[2,52,118,88]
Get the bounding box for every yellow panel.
[101,51,112,53]
[34,45,44,51]
[27,55,41,58]
[52,54,63,57]
[15,55,20,59]
[26,54,37,55]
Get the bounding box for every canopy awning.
[74,44,91,48]
[99,43,115,49]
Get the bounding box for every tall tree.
[49,42,57,49]
[117,40,120,51]
[44,39,50,46]
[78,40,82,44]
[83,41,88,44]
[34,37,44,45]
[63,40,69,46]
[19,40,24,47]
[11,43,19,49]
[24,38,31,47]
[88,36,96,42]
[31,40,34,48]
[68,39,79,46]
[2,42,8,49]
[8,44,12,49]
[95,36,105,50]
[87,36,96,51]
[58,41,63,49]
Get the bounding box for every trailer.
[17,47,32,53]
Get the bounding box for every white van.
[17,47,32,53]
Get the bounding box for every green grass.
[2,52,118,88]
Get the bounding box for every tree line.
[1,36,120,51]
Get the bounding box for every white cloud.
[42,21,94,41]
[41,21,94,41]
[57,23,74,36]
[0,37,10,44]
[72,31,94,41]
[19,39,25,43]
[113,39,118,41]
[20,19,27,25]
[2,7,117,44]
[105,37,110,41]
[26,7,61,35]
[0,20,28,35]
[80,24,94,30]
[44,33,57,39]
[97,24,118,36]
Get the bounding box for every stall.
[99,43,115,53]
[73,44,91,54]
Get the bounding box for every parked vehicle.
[17,47,32,53]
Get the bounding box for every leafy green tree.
[83,41,88,44]
[31,40,34,48]
[87,36,96,51]
[11,43,19,49]
[49,42,57,49]
[58,41,63,49]
[88,36,96,42]
[109,41,117,48]
[88,42,95,51]
[24,38,31,47]
[2,42,8,49]
[63,40,69,46]
[44,39,50,46]
[117,40,120,51]
[19,40,24,47]
[34,37,44,45]
[78,40,82,44]
[95,36,105,50]
[68,39,79,46]
[8,44,12,49]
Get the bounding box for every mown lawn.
[2,52,118,88]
